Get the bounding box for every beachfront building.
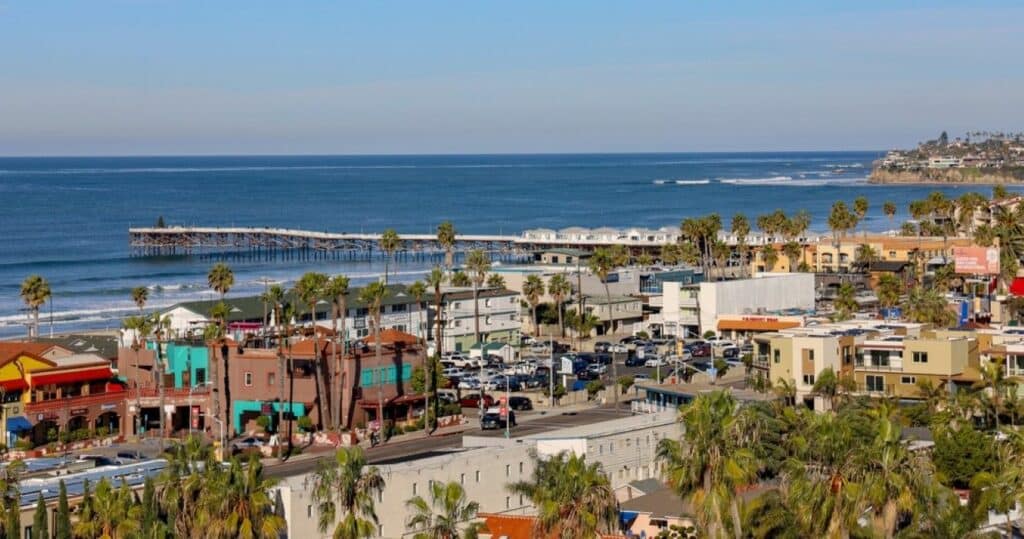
[427,288,521,353]
[661,273,815,338]
[275,411,677,539]
[752,235,977,275]
[0,342,126,447]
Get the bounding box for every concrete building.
[277,411,679,539]
[566,295,644,336]
[662,273,815,337]
[427,288,521,353]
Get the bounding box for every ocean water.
[1,152,1018,339]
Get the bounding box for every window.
[392,303,407,312]
[609,442,614,454]
[453,302,461,309]
[486,316,493,325]
[913,352,928,363]
[460,473,465,485]
[773,349,781,363]
[803,374,815,385]
[475,470,480,483]
[866,375,885,392]
[519,494,524,506]
[900,376,916,385]
[808,349,815,361]
[412,483,417,496]
[485,299,493,307]
[599,444,603,455]
[267,372,275,386]
[519,462,524,474]
[244,372,253,387]
[505,496,511,509]
[194,368,206,385]
[307,505,313,518]
[505,464,511,477]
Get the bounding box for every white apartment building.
[427,288,521,353]
[276,411,679,539]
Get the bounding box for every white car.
[441,367,465,378]
[607,344,628,353]
[644,357,665,368]
[666,351,692,364]
[445,353,479,368]
[707,337,735,350]
[530,343,551,354]
[457,377,481,390]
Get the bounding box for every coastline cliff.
[868,167,1024,185]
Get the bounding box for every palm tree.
[326,275,351,430]
[405,480,483,539]
[464,249,491,345]
[862,416,931,538]
[207,262,234,439]
[547,274,571,338]
[358,282,390,429]
[295,272,330,429]
[636,252,654,269]
[828,202,857,268]
[782,241,802,272]
[19,275,51,340]
[883,200,897,225]
[732,213,751,277]
[485,273,505,289]
[876,273,903,318]
[311,447,385,539]
[437,221,457,271]
[260,284,287,443]
[75,479,142,539]
[903,285,954,326]
[589,246,627,407]
[834,282,858,319]
[853,196,869,235]
[657,391,759,538]
[522,275,545,337]
[426,267,446,357]
[760,245,779,273]
[379,229,401,285]
[508,451,618,539]
[855,243,878,272]
[131,286,149,314]
[408,280,429,428]
[203,455,286,539]
[151,313,171,443]
[450,271,471,287]
[972,361,1011,429]
[0,462,24,539]
[122,314,153,438]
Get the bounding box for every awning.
[1011,278,1024,297]
[30,367,112,386]
[0,379,27,392]
[5,416,32,432]
[717,319,802,332]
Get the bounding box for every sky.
[1,1,1022,156]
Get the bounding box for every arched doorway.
[66,415,88,437]
[94,412,120,436]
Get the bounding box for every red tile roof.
[360,329,418,346]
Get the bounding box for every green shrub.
[256,415,272,431]
[617,376,635,394]
[296,416,314,432]
[585,380,604,400]
[635,331,650,340]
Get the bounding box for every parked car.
[594,341,612,353]
[522,374,545,389]
[594,353,612,365]
[485,375,522,392]
[619,335,640,345]
[721,346,740,360]
[436,391,459,404]
[586,363,608,375]
[230,437,264,453]
[460,393,495,408]
[508,396,533,411]
[607,343,629,353]
[576,369,600,381]
[667,351,692,364]
[625,355,646,367]
[480,408,516,430]
[529,343,551,354]
[552,342,571,354]
[644,357,666,368]
[651,337,672,345]
[633,373,650,382]
[457,377,481,390]
[689,342,712,358]
[441,367,465,378]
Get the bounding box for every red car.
[460,393,495,408]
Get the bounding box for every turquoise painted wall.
[232,400,306,433]
[149,342,210,389]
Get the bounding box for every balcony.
[856,383,896,396]
[25,391,127,416]
[855,358,903,372]
[753,355,770,369]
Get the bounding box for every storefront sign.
[101,403,117,410]
[70,408,88,416]
[191,405,200,429]
[261,402,272,415]
[741,316,780,322]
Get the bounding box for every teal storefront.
[232,400,306,433]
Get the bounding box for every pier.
[128,225,689,260]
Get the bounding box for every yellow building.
[750,235,978,274]
[755,330,859,409]
[853,331,979,398]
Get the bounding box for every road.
[265,403,636,478]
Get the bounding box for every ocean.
[1,152,1017,339]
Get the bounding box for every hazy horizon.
[2,1,1022,156]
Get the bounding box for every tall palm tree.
[408,280,429,429]
[903,285,954,326]
[405,480,483,539]
[876,273,903,317]
[437,221,457,271]
[207,262,234,439]
[883,200,897,225]
[522,275,545,337]
[295,272,331,429]
[122,314,153,438]
[782,241,802,272]
[973,361,1011,429]
[131,286,149,314]
[828,202,857,269]
[731,213,751,277]
[326,275,351,430]
[19,275,51,340]
[464,249,491,345]
[657,390,759,539]
[151,313,171,444]
[358,282,390,430]
[760,245,779,273]
[547,274,571,338]
[379,229,401,285]
[485,273,505,289]
[426,267,446,357]
[862,417,931,539]
[311,447,385,539]
[855,243,878,272]
[507,451,618,539]
[853,196,869,235]
[589,246,627,408]
[260,284,287,443]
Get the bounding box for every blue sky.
[1,1,1022,155]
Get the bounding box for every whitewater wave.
[719,176,868,187]
[675,179,710,185]
[719,176,794,185]
[653,179,669,185]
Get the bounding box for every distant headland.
[869,130,1024,184]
